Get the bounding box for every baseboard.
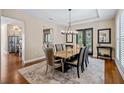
[24,56,46,64]
[115,59,124,80]
[93,55,115,60]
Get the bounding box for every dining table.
[54,47,81,72]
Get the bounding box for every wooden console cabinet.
[97,46,112,60]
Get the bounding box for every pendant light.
[61,9,78,34]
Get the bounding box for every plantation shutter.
[120,11,124,67]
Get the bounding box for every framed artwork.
[66,34,73,43]
[98,28,111,44]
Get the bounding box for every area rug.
[18,57,104,84]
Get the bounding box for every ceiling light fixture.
[11,25,22,32]
[61,9,78,35]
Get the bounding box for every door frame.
[76,28,93,55]
[1,16,25,65]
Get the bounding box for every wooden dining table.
[54,47,81,72]
[54,48,80,59]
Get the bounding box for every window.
[76,31,84,45]
[43,29,52,43]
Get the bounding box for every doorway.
[1,16,25,64]
[76,28,93,55]
[1,16,25,83]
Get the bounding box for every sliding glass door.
[76,28,93,55]
[85,29,93,54]
[77,31,84,45]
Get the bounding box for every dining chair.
[61,44,65,51]
[85,47,89,64]
[81,47,89,72]
[45,48,64,75]
[66,47,85,78]
[55,44,63,51]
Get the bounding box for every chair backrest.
[77,47,85,66]
[42,44,48,54]
[61,44,66,51]
[45,48,54,66]
[84,47,89,61]
[55,44,63,51]
[48,43,56,52]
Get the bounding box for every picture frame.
[66,34,73,43]
[98,28,111,44]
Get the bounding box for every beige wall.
[53,26,65,44]
[2,9,64,63]
[71,19,116,59]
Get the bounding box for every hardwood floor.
[0,54,124,84]
[1,53,28,84]
[105,59,124,84]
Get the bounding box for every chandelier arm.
[61,9,78,35]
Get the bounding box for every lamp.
[61,9,78,35]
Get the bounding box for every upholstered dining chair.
[55,44,63,51]
[66,47,85,78]
[45,48,64,75]
[85,47,89,64]
[81,47,89,73]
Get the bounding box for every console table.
[97,46,112,60]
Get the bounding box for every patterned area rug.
[18,57,104,84]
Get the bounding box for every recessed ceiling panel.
[19,9,117,25]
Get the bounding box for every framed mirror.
[98,28,111,44]
[66,34,73,43]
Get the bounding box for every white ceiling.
[1,16,23,27]
[19,9,117,26]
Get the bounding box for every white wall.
[2,9,65,63]
[71,19,116,59]
[53,26,65,44]
[0,10,1,54]
[0,9,1,81]
[1,24,8,54]
[0,10,1,51]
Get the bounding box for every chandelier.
[11,25,22,32]
[61,9,78,34]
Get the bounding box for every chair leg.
[81,63,84,73]
[77,67,80,78]
[85,60,87,67]
[52,67,55,77]
[45,65,48,75]
[87,55,89,64]
[87,57,89,64]
[61,60,64,73]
